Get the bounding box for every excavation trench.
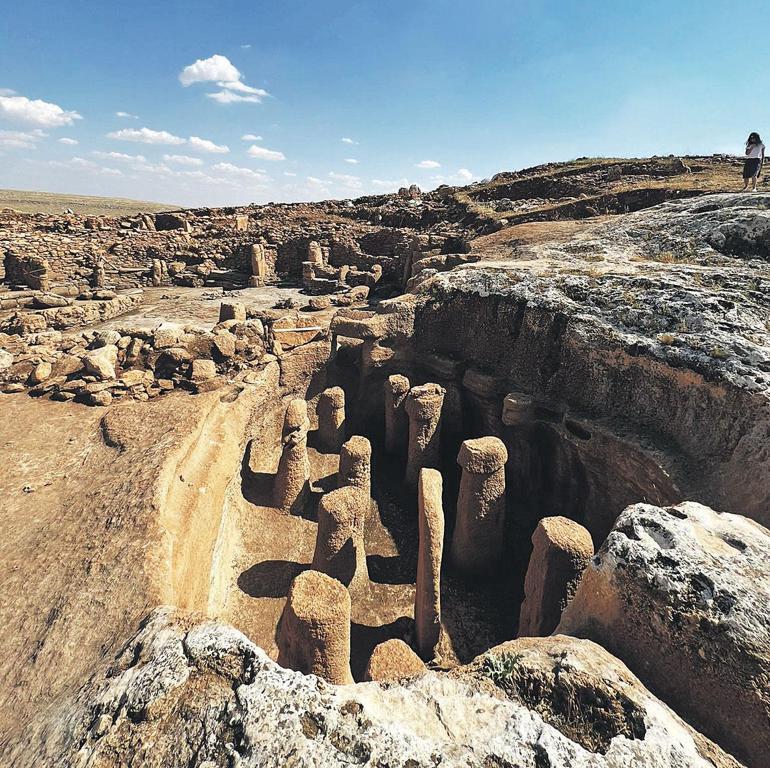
[157,324,691,683]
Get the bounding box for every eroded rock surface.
[53,609,741,768]
[558,502,770,768]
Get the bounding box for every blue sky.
[1,0,767,207]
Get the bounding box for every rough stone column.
[151,259,163,286]
[312,486,369,589]
[404,384,445,489]
[364,639,426,682]
[384,374,410,454]
[249,243,266,287]
[416,468,444,659]
[307,240,324,266]
[338,436,371,497]
[277,570,353,684]
[518,516,593,637]
[273,399,311,515]
[450,436,508,576]
[317,387,346,452]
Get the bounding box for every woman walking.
[742,132,765,191]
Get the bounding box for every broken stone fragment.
[81,345,118,380]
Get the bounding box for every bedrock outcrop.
[52,608,740,768]
[558,501,770,768]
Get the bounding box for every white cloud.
[58,137,78,145]
[284,171,297,177]
[207,90,262,104]
[107,127,185,145]
[0,88,16,96]
[0,94,82,127]
[241,44,252,49]
[247,144,285,161]
[242,133,262,141]
[456,168,474,182]
[163,153,203,166]
[211,162,270,183]
[188,135,229,153]
[180,54,268,106]
[93,150,146,162]
[115,111,138,119]
[341,137,356,145]
[216,81,267,96]
[180,54,241,86]
[0,129,44,149]
[344,158,359,164]
[415,159,441,169]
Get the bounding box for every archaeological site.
[1,155,769,768]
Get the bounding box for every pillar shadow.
[240,440,275,506]
[366,554,414,585]
[237,559,308,598]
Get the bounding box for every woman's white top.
[746,142,765,158]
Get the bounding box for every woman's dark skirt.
[743,157,761,179]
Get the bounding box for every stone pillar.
[518,516,593,637]
[404,384,445,489]
[338,436,371,497]
[364,639,426,682]
[151,259,163,286]
[416,468,444,659]
[249,243,266,287]
[384,374,410,454]
[307,241,324,266]
[312,486,369,589]
[273,399,311,515]
[317,387,346,452]
[450,436,508,576]
[277,570,353,684]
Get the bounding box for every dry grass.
[0,188,178,217]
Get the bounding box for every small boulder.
[28,361,52,385]
[190,359,217,382]
[82,345,118,380]
[89,389,113,407]
[219,301,246,323]
[32,293,71,309]
[0,349,13,371]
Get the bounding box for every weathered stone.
[416,468,444,660]
[190,359,217,382]
[81,345,118,380]
[450,437,507,577]
[316,386,345,452]
[404,383,445,489]
[277,570,353,685]
[338,435,371,496]
[518,516,593,637]
[365,639,426,682]
[28,361,52,385]
[219,301,246,323]
[312,486,369,589]
[384,374,410,454]
[273,399,310,515]
[559,502,770,768]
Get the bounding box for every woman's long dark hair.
[747,132,762,146]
